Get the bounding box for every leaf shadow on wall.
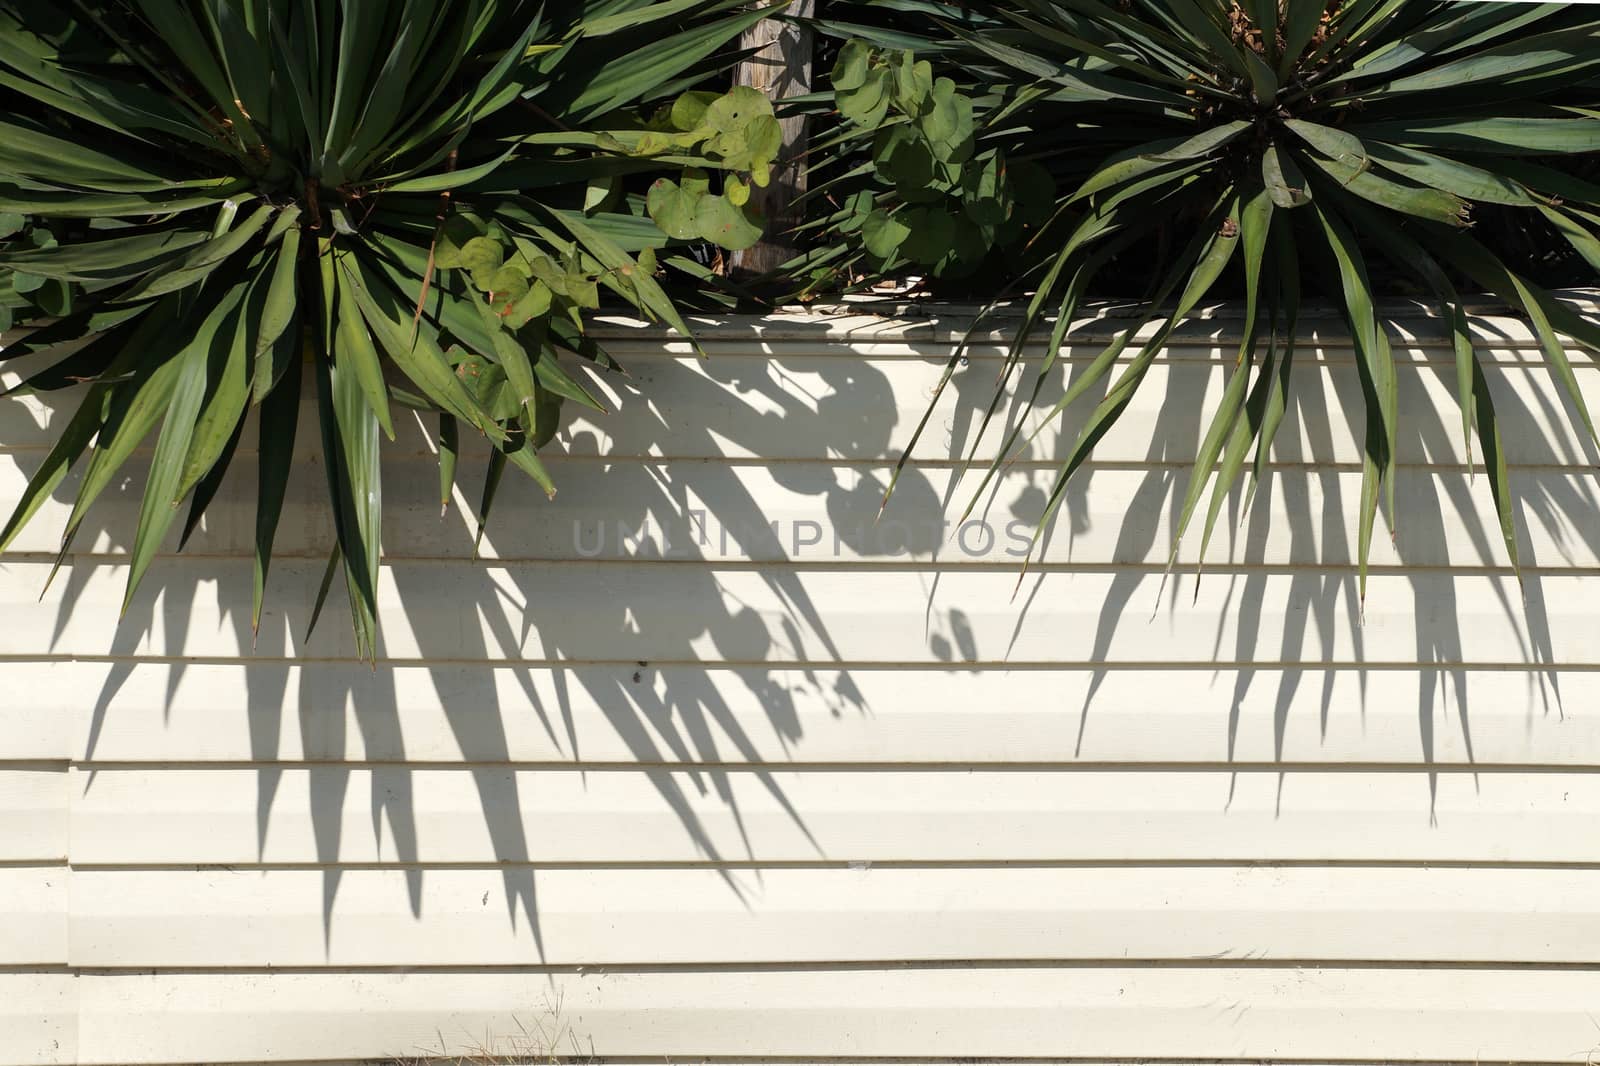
[947,308,1598,823]
[6,326,954,963]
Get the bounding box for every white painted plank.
[46,659,1592,768]
[8,558,1592,666]
[0,667,71,758]
[5,347,1598,470]
[72,966,1600,1064]
[0,769,67,862]
[69,865,1600,967]
[0,974,75,1066]
[576,344,1599,467]
[0,866,67,965]
[68,768,1600,865]
[591,305,1597,351]
[6,458,1599,574]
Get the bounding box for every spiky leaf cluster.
[0,0,771,656]
[823,0,1600,600]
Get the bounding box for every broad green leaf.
[1312,193,1397,608]
[334,258,397,440]
[1284,119,1367,167]
[1365,143,1543,207]
[253,229,301,400]
[122,311,217,613]
[437,413,459,516]
[1262,143,1311,208]
[1304,151,1470,227]
[253,354,301,638]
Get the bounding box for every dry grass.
[391,992,594,1066]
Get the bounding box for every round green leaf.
[943,213,991,275]
[893,53,933,112]
[839,67,891,127]
[670,90,721,132]
[862,208,911,259]
[832,39,873,93]
[35,279,73,316]
[487,265,530,304]
[899,206,957,264]
[695,194,763,251]
[887,138,949,204]
[459,236,505,288]
[704,86,772,136]
[432,215,482,269]
[647,177,706,241]
[504,280,553,330]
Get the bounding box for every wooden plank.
[67,768,1600,865]
[48,660,1595,768]
[68,865,1600,967]
[0,974,75,1066]
[0,866,67,965]
[727,0,815,276]
[5,346,1598,470]
[7,558,1591,666]
[0,769,67,862]
[6,458,1598,574]
[71,967,1600,1064]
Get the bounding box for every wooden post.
[730,0,816,278]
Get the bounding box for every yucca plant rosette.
[839,1,1600,603]
[0,0,777,657]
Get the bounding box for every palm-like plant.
[0,0,775,656]
[829,1,1600,601]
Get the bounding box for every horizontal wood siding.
[3,307,1600,1064]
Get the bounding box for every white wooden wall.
[3,307,1600,1065]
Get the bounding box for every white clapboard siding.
[0,866,68,965]
[67,767,1600,865]
[69,967,1600,1065]
[2,699,72,760]
[0,769,67,862]
[4,351,1598,470]
[31,659,1592,767]
[6,557,1595,666]
[0,975,76,1066]
[7,307,1600,1066]
[67,865,1600,966]
[7,459,1600,573]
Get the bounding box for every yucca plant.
[0,0,778,656]
[825,1,1600,602]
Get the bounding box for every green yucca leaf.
[0,0,771,648]
[252,353,301,638]
[819,0,1600,611]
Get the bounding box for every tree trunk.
[729,0,816,279]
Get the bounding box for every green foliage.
[644,86,780,250]
[8,0,1600,648]
[795,38,1055,291]
[0,0,768,656]
[818,1,1600,602]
